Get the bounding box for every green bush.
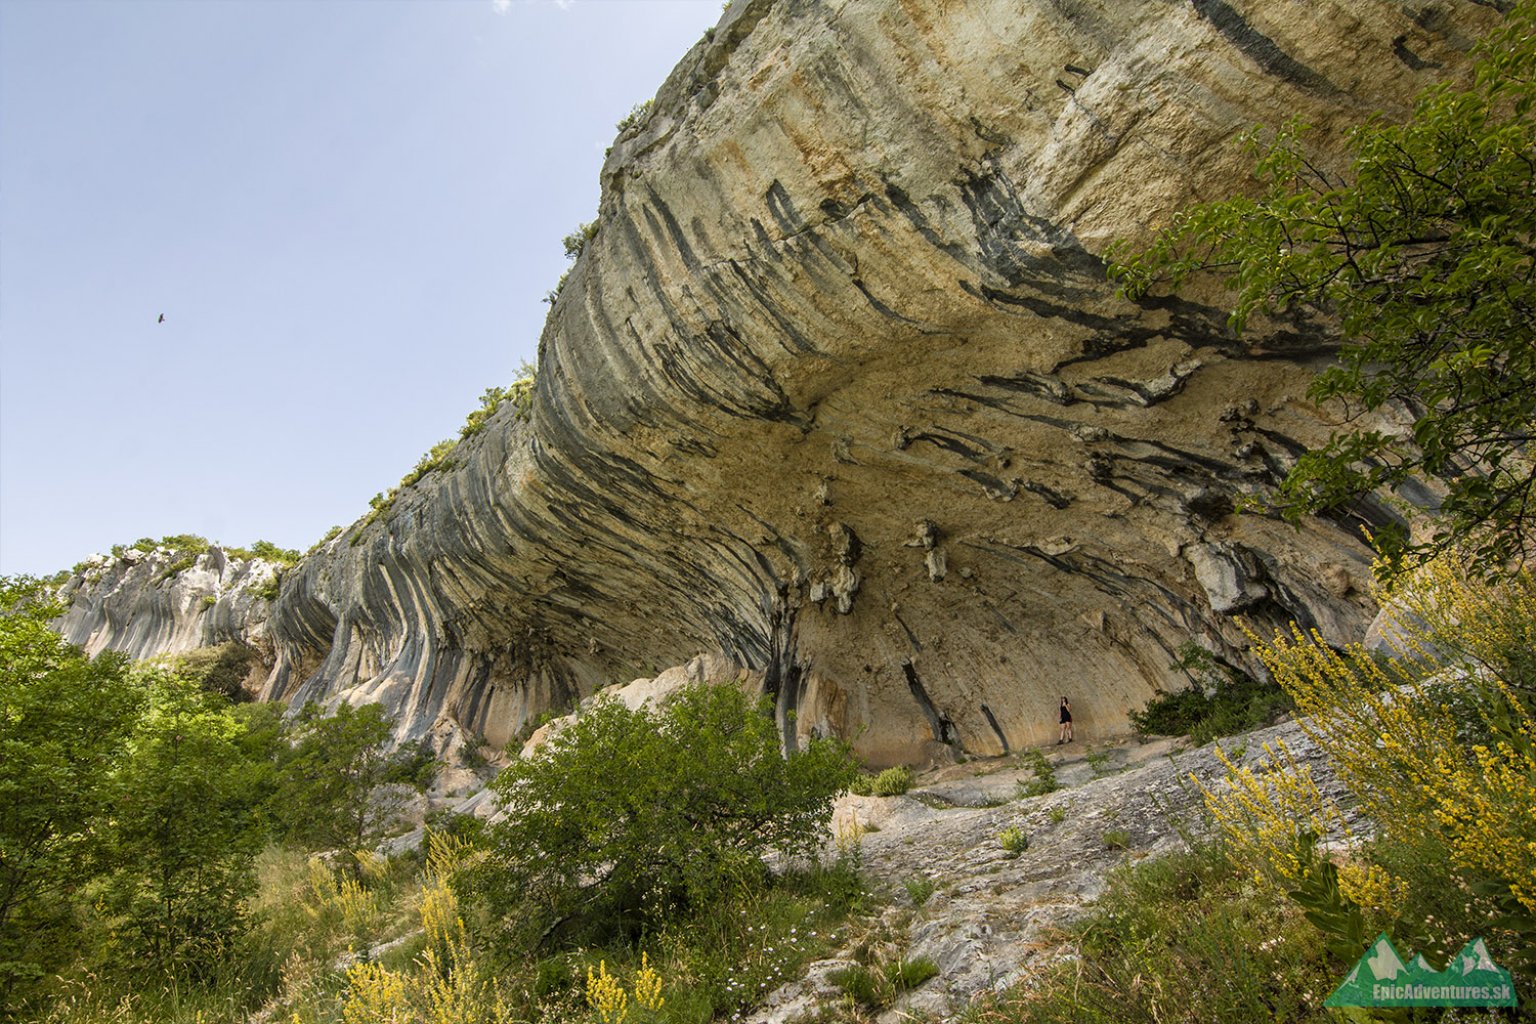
[904,876,938,906]
[1102,829,1131,850]
[870,765,914,796]
[1015,748,1058,798]
[999,826,1029,856]
[615,98,654,134]
[468,683,857,949]
[1129,643,1292,745]
[562,219,598,260]
[171,642,257,702]
[247,573,281,602]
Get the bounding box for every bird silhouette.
[157,313,165,324]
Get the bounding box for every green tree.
[471,683,857,948]
[1111,2,1536,575]
[273,702,405,855]
[100,671,265,973]
[0,577,141,1007]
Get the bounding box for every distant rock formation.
[54,545,277,685]
[56,0,1500,764]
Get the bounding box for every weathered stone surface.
[740,719,1359,1021]
[56,0,1497,761]
[53,547,278,686]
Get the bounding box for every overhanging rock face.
[65,0,1497,764]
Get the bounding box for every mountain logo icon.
[1326,934,1518,1008]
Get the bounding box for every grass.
[28,840,871,1024]
[1101,829,1131,850]
[904,877,938,906]
[828,955,939,1009]
[1084,747,1117,778]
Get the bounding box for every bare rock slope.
[59,0,1498,761]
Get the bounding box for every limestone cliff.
[58,0,1501,764]
[55,545,278,678]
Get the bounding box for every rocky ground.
[747,718,1353,1022]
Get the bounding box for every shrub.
[171,642,257,702]
[999,827,1029,856]
[1129,642,1292,744]
[1015,748,1058,798]
[381,738,439,792]
[1102,829,1131,850]
[904,877,937,906]
[1200,554,1536,975]
[309,525,343,552]
[615,98,653,134]
[397,438,458,491]
[869,765,914,796]
[247,573,281,602]
[468,683,857,949]
[563,220,598,260]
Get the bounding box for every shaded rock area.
[54,0,1498,761]
[747,719,1353,1021]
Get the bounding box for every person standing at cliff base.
[1058,696,1073,744]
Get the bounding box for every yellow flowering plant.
[1200,553,1536,970]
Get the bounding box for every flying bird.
[157,313,165,324]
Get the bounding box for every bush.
[468,683,858,949]
[562,220,598,260]
[1015,748,1058,798]
[171,642,257,702]
[1129,642,1292,745]
[999,827,1029,856]
[904,876,937,906]
[869,765,914,796]
[1200,553,1536,977]
[615,98,653,134]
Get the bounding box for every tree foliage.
[101,672,265,973]
[0,578,140,1004]
[273,702,410,856]
[471,683,858,949]
[1111,2,1536,575]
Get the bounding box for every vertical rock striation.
[59,0,1500,763]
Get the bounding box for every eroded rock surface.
[54,546,279,684]
[56,0,1499,760]
[746,720,1356,1020]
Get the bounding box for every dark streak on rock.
[1189,0,1340,97]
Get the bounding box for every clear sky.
[0,0,723,577]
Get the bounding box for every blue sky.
[0,0,722,576]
